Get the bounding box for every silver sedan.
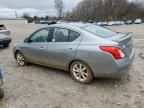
[13,23,134,83]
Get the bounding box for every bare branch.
[54,0,64,19]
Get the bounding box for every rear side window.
[69,30,80,42]
[52,28,80,42]
[53,28,69,42]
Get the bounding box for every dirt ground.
[0,24,144,108]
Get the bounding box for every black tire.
[0,88,4,98]
[70,61,94,84]
[3,44,9,48]
[16,52,28,66]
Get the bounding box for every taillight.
[100,46,126,59]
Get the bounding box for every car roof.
[46,22,88,29]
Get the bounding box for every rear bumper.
[0,38,11,45]
[92,49,135,78]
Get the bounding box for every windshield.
[0,25,6,30]
[81,24,117,38]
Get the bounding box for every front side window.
[52,28,80,42]
[30,28,49,42]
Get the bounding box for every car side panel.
[47,39,82,70]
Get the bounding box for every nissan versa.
[13,23,134,83]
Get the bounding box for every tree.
[68,0,144,21]
[54,0,64,19]
[33,16,40,21]
[22,13,30,19]
[45,16,49,20]
[22,13,33,23]
[40,17,44,20]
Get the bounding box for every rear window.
[81,24,117,38]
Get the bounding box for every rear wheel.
[16,52,27,66]
[70,61,94,84]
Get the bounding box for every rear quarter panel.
[73,32,119,77]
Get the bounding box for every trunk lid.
[108,33,133,57]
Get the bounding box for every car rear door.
[47,27,81,69]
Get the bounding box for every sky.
[0,0,82,18]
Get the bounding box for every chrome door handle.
[40,47,45,50]
[68,48,75,52]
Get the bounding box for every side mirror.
[24,38,30,43]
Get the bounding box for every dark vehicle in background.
[0,69,4,98]
[35,20,57,25]
[88,20,94,23]
[35,21,40,24]
[0,25,11,48]
[40,20,49,24]
[47,20,57,25]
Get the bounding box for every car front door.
[23,28,51,65]
[47,27,81,69]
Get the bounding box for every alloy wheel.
[16,53,25,66]
[72,63,89,82]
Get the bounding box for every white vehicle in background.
[115,21,121,25]
[134,19,142,24]
[108,21,125,26]
[96,22,103,26]
[96,22,108,26]
[57,20,69,24]
[120,21,125,25]
[108,21,117,26]
[102,22,108,26]
[126,20,133,25]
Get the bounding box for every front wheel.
[70,61,94,84]
[16,52,27,66]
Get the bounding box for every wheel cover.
[16,54,25,65]
[72,63,89,82]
